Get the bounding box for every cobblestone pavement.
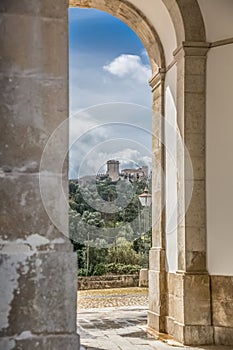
[77,288,233,350]
[78,287,149,309]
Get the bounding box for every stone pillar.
[172,42,213,345]
[148,70,168,333]
[0,1,80,349]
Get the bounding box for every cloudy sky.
[69,8,152,179]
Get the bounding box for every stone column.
[0,1,80,349]
[148,70,168,333]
[173,42,213,345]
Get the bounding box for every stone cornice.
[173,41,210,59]
[210,37,233,48]
[149,68,166,91]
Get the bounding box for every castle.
[98,159,149,182]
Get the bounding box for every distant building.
[106,160,120,182]
[96,160,149,182]
[121,165,148,181]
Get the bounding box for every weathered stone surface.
[185,180,206,228]
[173,296,184,324]
[186,251,206,271]
[185,155,205,181]
[184,74,205,93]
[0,76,68,171]
[0,0,68,18]
[139,269,149,287]
[214,326,233,346]
[0,14,67,76]
[212,300,233,328]
[78,274,139,290]
[173,322,213,345]
[175,0,206,42]
[148,310,165,331]
[184,274,211,300]
[166,315,175,335]
[0,252,77,336]
[185,132,205,159]
[0,0,76,348]
[172,273,183,298]
[185,93,206,133]
[211,276,233,301]
[167,294,175,319]
[185,227,206,252]
[0,335,79,350]
[149,248,166,271]
[117,4,141,26]
[183,325,214,345]
[0,174,68,240]
[149,270,167,296]
[184,298,211,325]
[167,273,213,343]
[185,56,206,76]
[148,268,167,332]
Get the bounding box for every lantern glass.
[138,187,152,207]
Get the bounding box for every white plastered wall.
[198,0,233,275]
[129,0,177,65]
[165,65,178,273]
[206,44,233,275]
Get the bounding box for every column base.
[166,272,214,345]
[148,314,214,346]
[148,247,167,334]
[172,321,213,346]
[148,310,166,333]
[214,326,233,346]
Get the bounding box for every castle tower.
[106,160,120,182]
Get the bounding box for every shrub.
[93,263,107,276]
[104,263,141,275]
[78,268,88,276]
[107,238,144,265]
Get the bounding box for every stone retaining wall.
[78,274,139,290]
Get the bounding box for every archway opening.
[68,6,155,348]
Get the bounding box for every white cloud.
[103,54,152,83]
[68,103,152,179]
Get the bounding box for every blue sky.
[69,8,152,179]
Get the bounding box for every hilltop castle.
[97,159,149,182]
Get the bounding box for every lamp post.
[138,186,152,250]
[138,186,152,233]
[138,186,152,272]
[138,186,152,208]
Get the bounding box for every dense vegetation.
[69,177,151,276]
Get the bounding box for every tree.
[107,237,143,265]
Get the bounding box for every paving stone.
[78,288,233,350]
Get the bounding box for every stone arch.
[70,0,206,63]
[69,0,166,72]
[163,0,206,44]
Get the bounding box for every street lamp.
[138,186,152,236]
[138,186,152,208]
[138,186,152,271]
